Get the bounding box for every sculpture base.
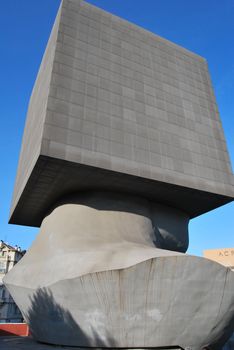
[5,256,234,350]
[0,337,181,350]
[4,192,234,349]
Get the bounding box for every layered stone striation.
[9,0,234,226]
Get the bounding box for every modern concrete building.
[9,0,234,227]
[4,1,234,349]
[0,241,24,323]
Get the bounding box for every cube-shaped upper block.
[10,0,234,226]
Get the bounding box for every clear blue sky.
[0,0,233,255]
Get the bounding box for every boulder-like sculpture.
[4,1,234,349]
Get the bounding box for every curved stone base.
[0,337,182,350]
[4,192,234,349]
[5,255,234,349]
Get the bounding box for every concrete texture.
[10,156,233,227]
[4,256,234,349]
[9,0,234,226]
[5,192,187,288]
[0,337,181,350]
[4,193,234,349]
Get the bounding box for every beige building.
[204,248,234,350]
[0,241,25,323]
[203,248,234,271]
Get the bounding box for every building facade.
[0,241,25,323]
[9,0,233,227]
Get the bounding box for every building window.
[2,289,5,299]
[14,304,20,315]
[0,261,6,273]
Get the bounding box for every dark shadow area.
[27,287,117,347]
[48,190,153,218]
[0,330,18,337]
[26,287,184,349]
[206,312,234,350]
[10,155,233,227]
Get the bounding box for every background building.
[204,248,234,350]
[0,241,25,323]
[204,248,234,271]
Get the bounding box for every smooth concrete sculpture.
[4,0,234,349]
[5,192,234,349]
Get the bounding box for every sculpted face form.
[4,192,234,348]
[6,192,188,288]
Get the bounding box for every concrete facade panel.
[9,0,234,225]
[9,4,62,219]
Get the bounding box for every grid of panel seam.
[10,6,62,214]
[43,0,233,193]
